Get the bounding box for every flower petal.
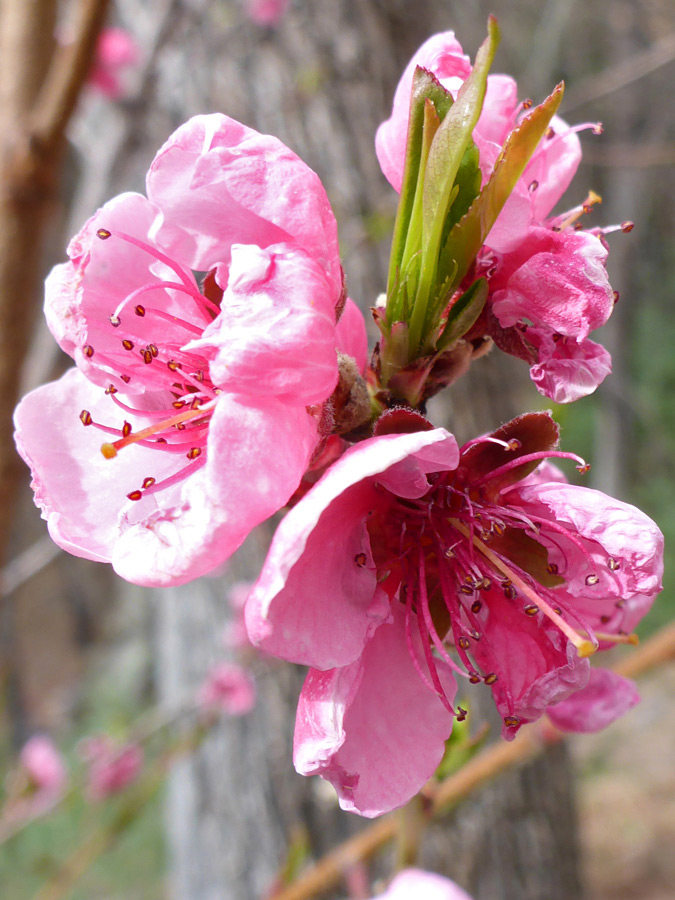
[294,604,457,817]
[547,668,640,733]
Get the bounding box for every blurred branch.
[564,30,675,111]
[581,142,675,168]
[0,536,60,598]
[270,621,675,900]
[30,0,111,156]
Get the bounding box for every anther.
[504,715,520,728]
[504,584,517,600]
[608,557,621,571]
[459,585,474,596]
[613,291,620,304]
[545,126,555,139]
[83,345,94,358]
[524,605,539,616]
[600,615,611,624]
[484,673,498,685]
[546,563,559,574]
[621,221,634,233]
[528,180,539,192]
[186,447,202,460]
[479,577,492,591]
[105,384,117,395]
[149,344,159,358]
[173,400,185,409]
[576,462,591,474]
[585,573,599,586]
[168,360,181,371]
[141,348,153,364]
[506,439,521,451]
[444,546,456,559]
[456,707,468,722]
[522,98,533,109]
[458,636,471,650]
[79,410,93,426]
[127,490,143,501]
[135,304,146,317]
[122,339,134,351]
[471,600,482,614]
[109,314,121,327]
[142,477,156,489]
[592,123,604,135]
[469,673,481,684]
[354,553,367,567]
[121,374,131,383]
[96,228,111,240]
[470,630,481,641]
[122,422,132,438]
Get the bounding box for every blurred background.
[0,0,673,898]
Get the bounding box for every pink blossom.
[244,0,290,27]
[247,412,663,815]
[14,114,364,587]
[88,28,139,99]
[6,736,67,820]
[376,31,616,402]
[372,869,474,900]
[80,736,143,801]
[198,662,256,715]
[547,668,640,733]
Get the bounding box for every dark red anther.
[471,600,482,614]
[149,344,159,358]
[96,228,111,240]
[135,304,146,317]
[524,605,539,616]
[354,553,367,567]
[167,360,181,371]
[122,421,132,438]
[105,384,118,395]
[79,410,93,426]
[109,314,121,327]
[122,339,134,351]
[504,715,520,728]
[83,345,94,358]
[484,673,498,685]
[186,447,202,460]
[141,348,153,364]
[621,221,634,233]
[142,477,156,489]
[127,490,143,501]
[121,374,131,384]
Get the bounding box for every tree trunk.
[137,2,585,899]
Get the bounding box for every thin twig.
[270,622,675,900]
[564,31,675,112]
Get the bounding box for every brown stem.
[270,622,675,900]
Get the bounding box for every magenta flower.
[376,31,616,403]
[244,0,291,27]
[2,736,67,824]
[14,114,362,586]
[246,412,663,815]
[372,869,474,900]
[88,27,139,99]
[198,662,257,715]
[79,736,143,801]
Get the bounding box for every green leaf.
[440,82,565,289]
[386,68,454,311]
[421,18,500,264]
[436,277,488,351]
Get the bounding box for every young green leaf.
[436,277,488,351]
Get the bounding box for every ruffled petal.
[112,394,317,586]
[185,243,338,405]
[294,604,457,817]
[547,668,640,733]
[380,869,475,900]
[246,429,458,668]
[146,114,342,301]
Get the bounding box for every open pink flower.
[247,412,663,815]
[376,31,616,402]
[372,869,474,900]
[79,736,143,801]
[88,27,139,99]
[5,736,67,821]
[198,662,256,715]
[15,114,364,587]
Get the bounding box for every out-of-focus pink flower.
[376,31,616,403]
[88,27,139,99]
[547,667,640,733]
[6,736,67,820]
[244,0,291,27]
[198,662,256,715]
[247,412,663,815]
[372,869,474,900]
[15,114,365,587]
[80,736,143,801]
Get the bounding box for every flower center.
[78,228,221,502]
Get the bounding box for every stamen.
[100,403,213,459]
[451,520,596,658]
